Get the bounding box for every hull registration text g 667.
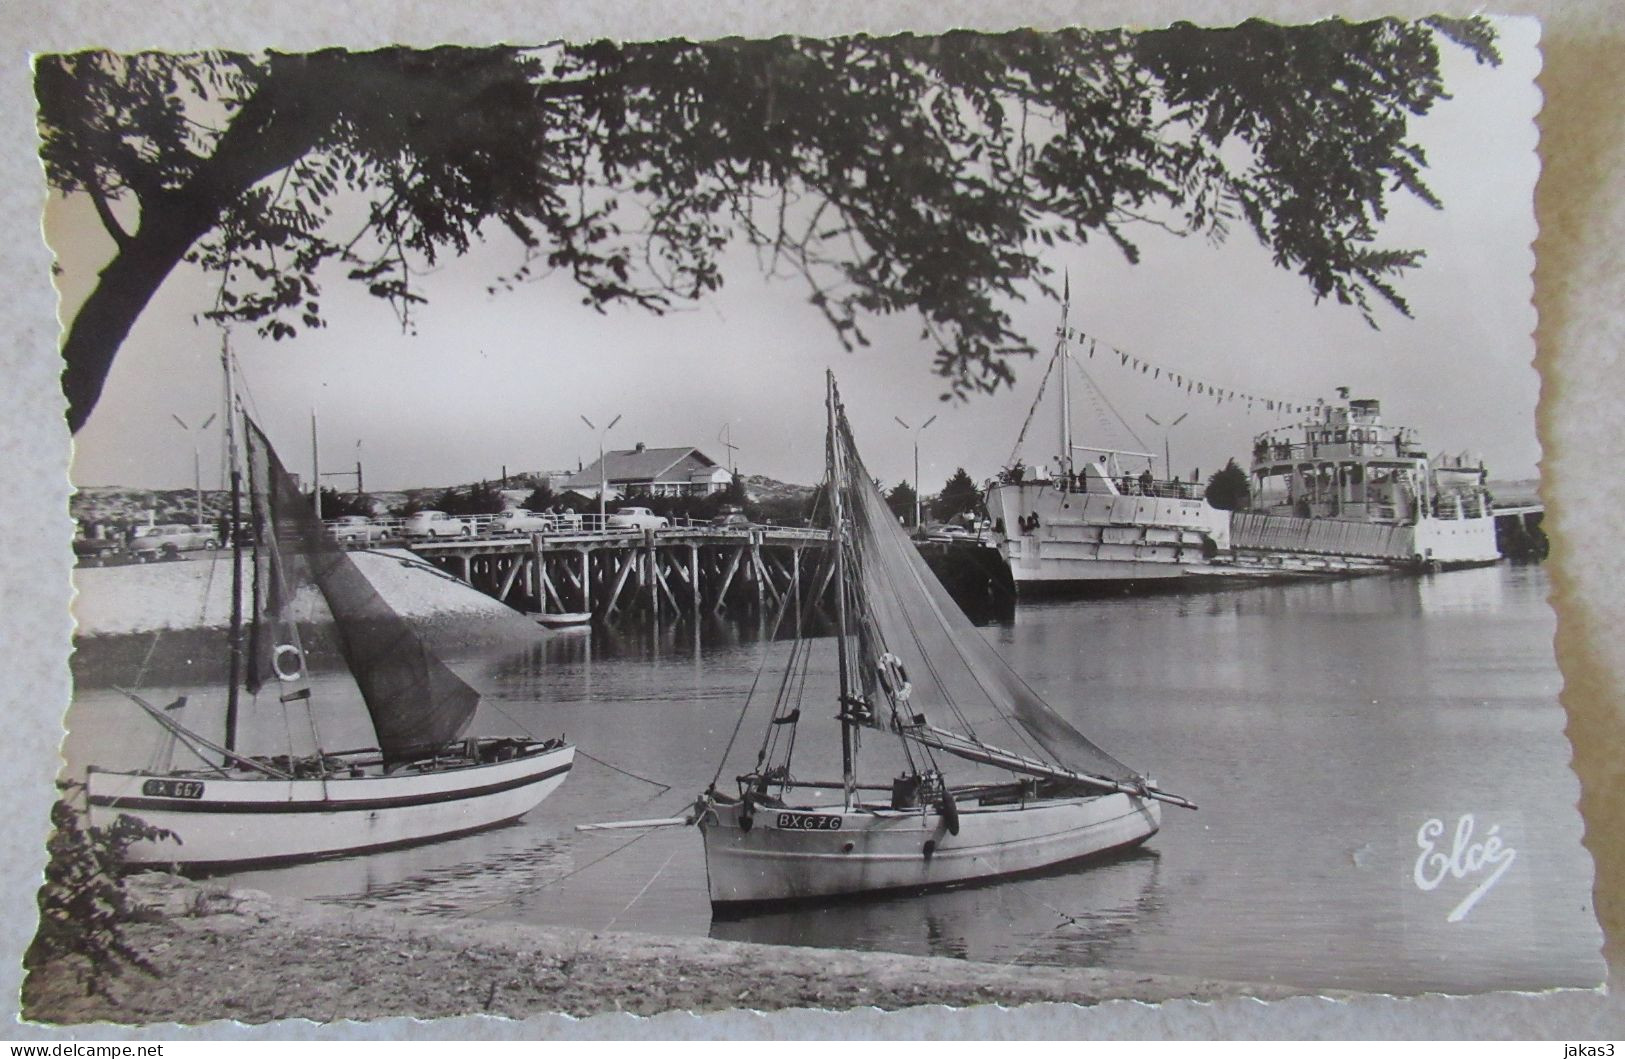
[142,778,205,799]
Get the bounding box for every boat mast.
[826,371,857,806]
[222,334,244,755]
[1058,274,1073,483]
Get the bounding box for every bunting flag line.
[1060,325,1322,416]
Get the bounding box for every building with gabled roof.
[563,442,734,500]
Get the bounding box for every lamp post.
[717,422,739,480]
[170,412,217,524]
[580,413,622,523]
[893,414,937,529]
[1145,412,1188,485]
[320,439,366,508]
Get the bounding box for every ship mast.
[222,334,244,755]
[826,371,857,807]
[1058,274,1073,482]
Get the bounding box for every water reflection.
[234,824,575,918]
[710,848,1163,968]
[1414,563,1514,615]
[57,563,1603,994]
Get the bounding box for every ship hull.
[1229,511,1502,569]
[986,481,1232,592]
[86,741,574,868]
[699,791,1160,908]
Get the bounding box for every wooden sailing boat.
[86,363,573,868]
[691,372,1195,908]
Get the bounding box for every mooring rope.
[453,788,695,919]
[574,746,673,794]
[602,845,679,931]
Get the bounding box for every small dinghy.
[533,611,592,629]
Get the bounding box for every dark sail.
[243,417,480,760]
[832,393,1141,786]
[243,420,307,695]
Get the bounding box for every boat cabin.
[1249,391,1491,525]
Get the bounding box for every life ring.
[1373,445,1386,457]
[876,652,912,702]
[272,643,304,683]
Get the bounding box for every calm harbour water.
[64,561,1605,995]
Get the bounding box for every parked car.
[73,534,124,566]
[402,510,474,539]
[710,506,751,529]
[606,506,670,530]
[925,523,976,544]
[330,515,390,544]
[490,509,556,536]
[130,523,220,560]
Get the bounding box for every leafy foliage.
[431,481,507,516]
[315,486,373,518]
[719,471,749,506]
[39,23,1499,431]
[520,483,556,512]
[934,467,983,519]
[390,495,424,518]
[886,480,918,525]
[26,785,173,997]
[1205,457,1252,510]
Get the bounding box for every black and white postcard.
[4,0,1619,1041]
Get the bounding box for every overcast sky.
[55,18,1542,497]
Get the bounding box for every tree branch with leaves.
[37,20,1498,433]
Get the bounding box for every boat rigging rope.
[1006,343,1062,470]
[756,576,815,777]
[1073,356,1150,455]
[478,695,674,793]
[716,484,830,790]
[710,559,801,790]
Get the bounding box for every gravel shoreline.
[23,875,1321,1025]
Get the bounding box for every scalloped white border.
[2,0,1618,1040]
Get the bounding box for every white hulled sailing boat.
[688,373,1195,908]
[86,357,573,868]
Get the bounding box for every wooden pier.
[408,526,832,621]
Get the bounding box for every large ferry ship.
[985,305,1232,594]
[1232,389,1501,570]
